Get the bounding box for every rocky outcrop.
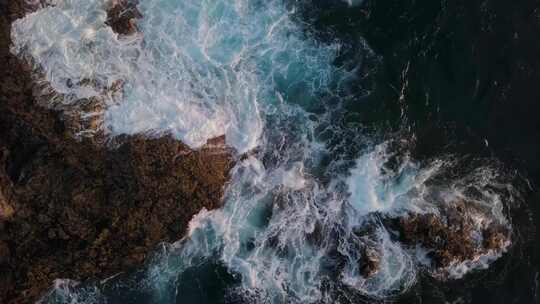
[0,1,235,303]
[358,247,380,277]
[106,0,142,36]
[396,200,510,270]
[0,149,15,221]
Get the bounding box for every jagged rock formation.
[396,200,510,272]
[0,1,235,303]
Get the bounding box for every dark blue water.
[305,1,540,303]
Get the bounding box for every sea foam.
[11,0,338,153]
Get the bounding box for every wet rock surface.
[358,247,380,278]
[396,200,510,271]
[0,149,15,220]
[106,0,142,36]
[0,1,234,303]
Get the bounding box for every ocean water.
[10,0,535,303]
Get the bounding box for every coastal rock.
[0,191,14,220]
[359,247,380,277]
[483,227,508,251]
[106,0,142,36]
[0,184,14,221]
[396,200,510,270]
[0,1,235,303]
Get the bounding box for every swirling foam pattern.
[11,0,337,153]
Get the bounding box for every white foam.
[274,162,308,191]
[11,0,339,153]
[341,228,417,297]
[346,143,442,216]
[346,143,513,278]
[38,279,103,304]
[344,0,365,7]
[442,247,508,280]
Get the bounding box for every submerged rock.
[106,0,142,36]
[0,2,235,303]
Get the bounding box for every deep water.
[11,0,539,303]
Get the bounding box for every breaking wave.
[12,0,340,153]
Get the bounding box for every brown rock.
[359,247,380,277]
[396,200,510,269]
[0,148,14,221]
[0,190,14,220]
[106,0,142,36]
[0,1,236,303]
[483,228,507,250]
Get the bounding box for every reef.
[0,1,234,303]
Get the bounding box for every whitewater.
[10,0,517,303]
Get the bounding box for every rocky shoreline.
[0,1,521,303]
[0,1,234,302]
